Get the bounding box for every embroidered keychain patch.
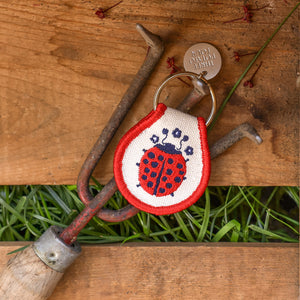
[114,72,216,215]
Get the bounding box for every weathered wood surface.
[0,1,299,185]
[0,242,298,299]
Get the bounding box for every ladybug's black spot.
[177,163,183,169]
[174,177,181,183]
[166,169,173,175]
[179,171,184,175]
[144,168,150,173]
[148,152,155,159]
[151,162,158,168]
[166,183,172,189]
[150,172,157,178]
[141,175,147,180]
[159,188,165,193]
[158,155,164,161]
[168,158,174,164]
[143,159,149,164]
[162,176,168,182]
[147,181,153,188]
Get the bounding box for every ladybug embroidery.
[136,127,194,197]
[113,103,211,216]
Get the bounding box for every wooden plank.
[0,242,298,299]
[0,0,298,185]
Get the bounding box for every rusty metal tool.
[0,23,263,300]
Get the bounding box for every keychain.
[114,43,221,215]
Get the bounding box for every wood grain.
[0,0,299,185]
[0,242,298,299]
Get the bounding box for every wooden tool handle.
[0,245,63,299]
[0,226,81,300]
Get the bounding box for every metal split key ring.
[153,72,217,126]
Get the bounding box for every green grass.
[0,185,298,243]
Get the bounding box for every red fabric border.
[114,104,211,216]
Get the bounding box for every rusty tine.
[76,24,164,205]
[60,24,164,244]
[209,122,263,160]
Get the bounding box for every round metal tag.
[183,43,222,80]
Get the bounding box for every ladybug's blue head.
[155,143,181,155]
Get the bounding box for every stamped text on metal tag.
[183,43,222,80]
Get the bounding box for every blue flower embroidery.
[184,146,194,156]
[150,134,159,144]
[172,128,182,138]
